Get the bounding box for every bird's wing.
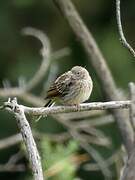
[45,71,72,99]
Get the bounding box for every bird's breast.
[62,79,93,105]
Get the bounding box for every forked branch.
[3,98,44,180]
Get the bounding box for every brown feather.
[46,88,61,99]
[45,71,72,99]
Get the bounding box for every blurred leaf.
[41,138,79,180]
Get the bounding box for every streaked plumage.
[45,66,93,106]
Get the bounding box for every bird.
[44,66,93,107]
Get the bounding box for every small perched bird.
[45,66,93,106]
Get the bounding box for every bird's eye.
[69,81,73,86]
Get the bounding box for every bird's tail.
[44,99,52,107]
[35,99,54,122]
[44,99,55,107]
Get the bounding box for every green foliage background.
[0,0,135,179]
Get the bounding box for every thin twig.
[116,0,135,58]
[0,87,23,97]
[41,64,59,97]
[0,164,25,172]
[0,132,70,150]
[74,115,114,127]
[84,149,122,171]
[3,98,44,180]
[59,110,106,120]
[7,151,23,165]
[51,47,71,61]
[0,88,44,106]
[0,134,22,150]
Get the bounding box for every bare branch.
[84,149,122,171]
[2,79,11,89]
[52,113,112,178]
[22,29,71,93]
[7,100,130,116]
[58,110,106,121]
[120,147,135,180]
[70,130,112,179]
[75,114,114,127]
[51,47,71,61]
[7,151,23,165]
[22,27,51,91]
[3,98,44,180]
[0,88,44,106]
[116,0,135,58]
[0,134,22,150]
[2,97,131,178]
[0,132,70,150]
[0,87,23,97]
[129,82,135,131]
[0,151,25,172]
[20,93,44,106]
[0,164,25,172]
[0,28,52,102]
[53,0,134,154]
[120,83,135,180]
[0,30,71,106]
[41,64,59,97]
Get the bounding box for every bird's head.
[71,66,90,80]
